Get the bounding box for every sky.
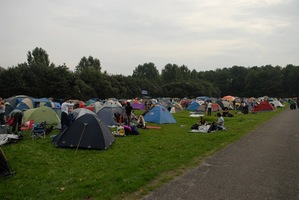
[1,0,298,76]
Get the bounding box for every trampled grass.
[1,107,286,200]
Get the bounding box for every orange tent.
[222,95,235,101]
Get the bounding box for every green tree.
[229,66,248,97]
[132,62,160,82]
[0,65,27,97]
[27,47,51,68]
[161,63,180,83]
[75,56,101,73]
[213,68,232,97]
[281,64,299,97]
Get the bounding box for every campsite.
[0,96,288,200]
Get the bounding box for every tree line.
[0,47,298,100]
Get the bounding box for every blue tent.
[187,101,200,111]
[144,105,176,124]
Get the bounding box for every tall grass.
[1,107,286,200]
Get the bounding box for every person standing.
[125,102,133,126]
[60,100,74,130]
[207,100,212,116]
[0,98,5,125]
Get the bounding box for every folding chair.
[31,122,46,140]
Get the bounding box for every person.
[166,101,172,112]
[232,99,236,110]
[222,107,234,117]
[137,115,146,129]
[289,98,296,110]
[145,100,151,111]
[222,107,229,117]
[7,109,23,134]
[125,102,133,126]
[207,113,225,133]
[216,113,225,130]
[241,100,249,114]
[67,106,75,126]
[73,103,80,110]
[199,116,206,126]
[0,98,6,125]
[60,100,74,130]
[207,100,212,116]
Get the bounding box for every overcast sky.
[1,0,298,75]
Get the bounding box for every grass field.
[0,107,287,200]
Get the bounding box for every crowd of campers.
[0,94,290,176]
[0,95,290,174]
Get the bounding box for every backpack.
[131,125,139,135]
[191,123,199,130]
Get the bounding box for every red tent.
[253,101,275,112]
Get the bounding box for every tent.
[4,95,29,108]
[14,97,34,111]
[0,147,14,177]
[212,103,222,112]
[23,106,60,125]
[131,102,145,110]
[72,108,97,119]
[216,100,233,110]
[52,113,115,150]
[253,101,275,112]
[270,100,284,108]
[96,104,124,126]
[170,102,183,113]
[186,101,201,111]
[196,96,210,101]
[144,105,176,124]
[103,99,122,107]
[222,95,235,101]
[86,99,96,106]
[93,101,104,113]
[4,95,29,115]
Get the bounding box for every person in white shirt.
[60,100,74,130]
[216,113,224,130]
[137,115,146,129]
[207,113,225,133]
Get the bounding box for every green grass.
[1,107,287,200]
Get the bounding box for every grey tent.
[53,113,115,150]
[96,104,124,126]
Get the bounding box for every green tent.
[23,106,60,125]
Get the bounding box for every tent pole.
[0,147,14,176]
[75,123,88,154]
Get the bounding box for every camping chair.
[31,122,46,140]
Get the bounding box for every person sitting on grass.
[222,107,234,117]
[222,107,229,117]
[199,116,206,126]
[137,115,146,129]
[216,113,225,130]
[208,113,225,133]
